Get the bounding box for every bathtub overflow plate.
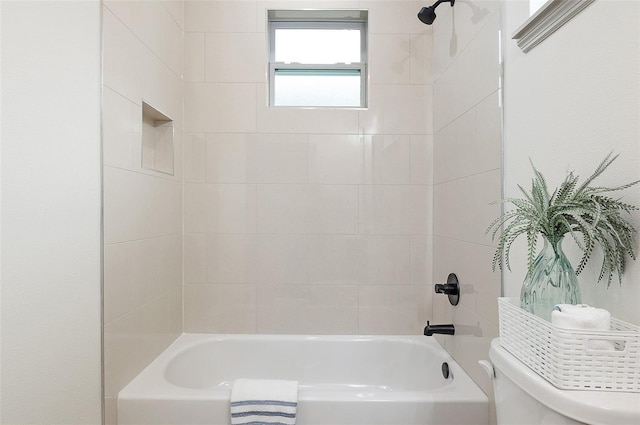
[441,362,450,379]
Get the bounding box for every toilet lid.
[489,338,640,425]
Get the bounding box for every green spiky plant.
[487,153,639,287]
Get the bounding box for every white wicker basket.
[498,297,640,392]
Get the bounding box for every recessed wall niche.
[141,101,174,175]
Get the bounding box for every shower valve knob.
[434,273,460,306]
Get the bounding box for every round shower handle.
[434,273,460,306]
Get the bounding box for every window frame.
[268,13,368,108]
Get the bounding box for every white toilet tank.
[486,338,640,425]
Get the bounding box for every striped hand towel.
[230,379,298,425]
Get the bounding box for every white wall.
[101,1,184,422]
[182,0,434,335]
[503,0,640,325]
[0,1,102,423]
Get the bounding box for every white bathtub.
[118,334,488,425]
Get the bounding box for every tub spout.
[423,321,455,336]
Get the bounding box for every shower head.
[418,0,455,25]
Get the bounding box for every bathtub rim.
[118,333,488,405]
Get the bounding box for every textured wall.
[1,1,102,422]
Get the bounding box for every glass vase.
[520,236,581,321]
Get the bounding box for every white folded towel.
[552,304,614,350]
[230,379,298,425]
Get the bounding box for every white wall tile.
[369,34,411,85]
[184,83,257,133]
[131,235,182,306]
[434,91,501,184]
[103,0,184,412]
[364,135,412,184]
[184,233,206,283]
[361,185,430,235]
[256,85,359,134]
[103,7,146,103]
[363,236,412,284]
[184,183,257,233]
[184,133,206,182]
[361,0,429,34]
[257,285,359,334]
[411,235,432,286]
[206,33,266,82]
[411,32,432,84]
[167,287,183,336]
[185,0,257,33]
[250,234,309,284]
[359,285,429,334]
[165,68,185,132]
[257,185,359,234]
[433,170,501,245]
[103,243,134,324]
[308,135,363,184]
[177,0,436,338]
[205,133,308,183]
[173,129,184,181]
[438,302,499,397]
[104,295,175,398]
[104,397,117,425]
[184,284,257,333]
[164,1,184,29]
[205,234,252,284]
[184,32,205,82]
[308,236,364,285]
[433,12,501,131]
[103,87,135,170]
[411,135,433,185]
[100,178,142,231]
[433,236,501,325]
[434,105,476,184]
[130,1,183,76]
[360,84,432,135]
[475,92,502,174]
[308,235,412,285]
[431,0,502,401]
[247,134,308,183]
[432,1,500,81]
[103,0,132,28]
[205,133,248,183]
[200,233,310,284]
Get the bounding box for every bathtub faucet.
[423,321,455,336]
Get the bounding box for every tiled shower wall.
[182,0,435,334]
[101,1,184,421]
[430,0,503,419]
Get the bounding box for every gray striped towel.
[230,379,298,425]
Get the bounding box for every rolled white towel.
[552,304,614,350]
[230,379,298,425]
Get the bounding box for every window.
[268,9,368,108]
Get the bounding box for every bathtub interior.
[164,335,451,391]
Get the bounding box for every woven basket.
[498,297,640,392]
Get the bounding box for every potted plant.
[487,153,638,321]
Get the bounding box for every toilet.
[483,338,640,425]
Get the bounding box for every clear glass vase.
[520,236,581,321]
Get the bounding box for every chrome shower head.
[417,0,455,25]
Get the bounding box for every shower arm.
[432,0,455,8]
